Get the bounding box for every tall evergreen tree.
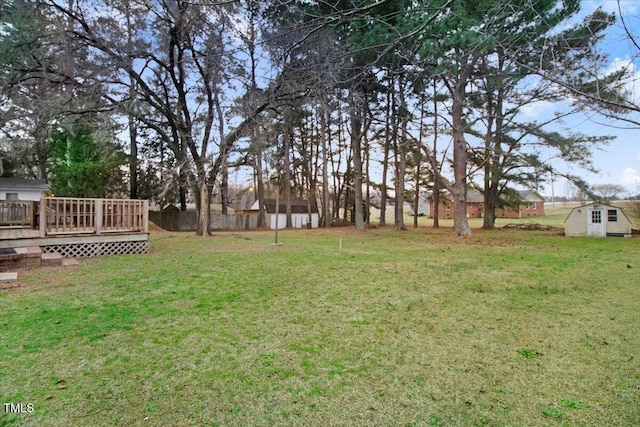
[47,122,127,197]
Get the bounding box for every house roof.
[427,189,544,204]
[467,190,484,203]
[518,190,546,202]
[0,177,49,191]
[262,199,319,214]
[424,190,484,203]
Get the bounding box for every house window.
[526,203,530,210]
[608,209,617,222]
[591,210,602,224]
[445,203,450,210]
[6,193,18,201]
[532,202,537,210]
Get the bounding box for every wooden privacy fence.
[0,201,36,228]
[40,197,148,237]
[148,209,259,231]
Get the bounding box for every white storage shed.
[564,203,632,237]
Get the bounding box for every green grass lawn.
[1,227,639,426]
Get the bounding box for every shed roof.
[0,177,49,191]
[263,199,319,214]
[564,203,632,224]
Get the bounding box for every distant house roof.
[518,190,546,202]
[424,190,484,203]
[0,177,49,191]
[426,189,544,204]
[466,190,484,203]
[262,199,319,214]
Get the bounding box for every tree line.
[1,0,637,236]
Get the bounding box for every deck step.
[0,246,42,271]
[0,272,18,289]
[0,272,18,282]
[14,246,42,258]
[41,252,63,267]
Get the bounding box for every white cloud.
[589,0,638,15]
[605,58,640,105]
[519,100,556,120]
[620,167,640,186]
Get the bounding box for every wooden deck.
[0,228,40,241]
[0,197,149,257]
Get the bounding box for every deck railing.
[40,197,148,237]
[0,201,36,228]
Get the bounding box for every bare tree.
[46,0,308,236]
[592,183,626,204]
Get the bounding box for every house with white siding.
[0,178,49,201]
[251,199,319,229]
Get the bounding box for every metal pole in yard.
[273,187,282,246]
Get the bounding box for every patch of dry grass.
[1,227,639,426]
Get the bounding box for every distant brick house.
[426,189,545,219]
[496,190,546,218]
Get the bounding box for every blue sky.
[556,0,640,196]
[484,0,640,198]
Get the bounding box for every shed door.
[587,208,606,237]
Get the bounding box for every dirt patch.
[503,223,562,231]
[0,262,83,293]
[148,220,165,232]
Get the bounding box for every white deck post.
[143,200,149,233]
[95,199,103,235]
[39,197,47,238]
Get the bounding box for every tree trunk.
[451,70,472,237]
[431,78,440,228]
[196,181,211,236]
[125,5,138,199]
[394,76,407,231]
[254,152,266,228]
[350,100,365,232]
[482,51,505,230]
[179,185,187,212]
[220,158,229,215]
[284,117,292,228]
[128,113,138,199]
[364,134,370,225]
[321,108,331,227]
[483,189,498,229]
[379,89,391,226]
[394,140,407,230]
[432,179,440,228]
